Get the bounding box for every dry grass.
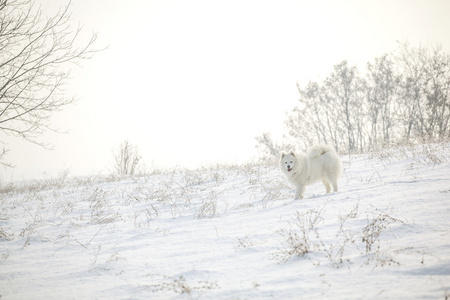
[368,140,449,167]
[0,161,286,258]
[274,202,406,268]
[1,142,447,298]
[146,274,219,295]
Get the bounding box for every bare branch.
[0,0,101,165]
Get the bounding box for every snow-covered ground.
[1,143,450,299]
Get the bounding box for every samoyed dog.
[280,144,342,199]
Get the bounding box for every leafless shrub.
[0,168,72,194]
[113,140,143,176]
[258,177,291,207]
[363,249,400,268]
[360,207,404,267]
[151,179,193,217]
[317,202,359,267]
[0,227,14,241]
[183,170,206,186]
[362,209,403,253]
[148,274,219,295]
[57,199,76,216]
[275,202,405,268]
[131,207,158,229]
[197,191,219,219]
[19,219,42,248]
[369,139,449,166]
[211,168,226,184]
[87,188,119,224]
[274,206,325,263]
[236,234,254,249]
[255,132,282,163]
[0,182,16,194]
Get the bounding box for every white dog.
[280,144,342,199]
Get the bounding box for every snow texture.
[1,144,450,299]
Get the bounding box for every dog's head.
[280,152,297,173]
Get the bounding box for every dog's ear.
[281,152,285,159]
[290,151,295,157]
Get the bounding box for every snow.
[1,144,450,299]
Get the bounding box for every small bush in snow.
[274,206,325,263]
[275,203,405,268]
[148,274,219,295]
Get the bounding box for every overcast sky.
[2,0,450,181]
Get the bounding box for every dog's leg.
[322,179,331,193]
[332,181,338,192]
[295,185,305,199]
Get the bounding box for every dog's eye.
[290,161,293,163]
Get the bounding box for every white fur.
[280,144,342,199]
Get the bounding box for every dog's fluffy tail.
[307,144,336,158]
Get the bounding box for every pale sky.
[2,0,450,181]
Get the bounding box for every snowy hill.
[1,143,450,299]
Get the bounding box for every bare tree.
[366,54,399,146]
[114,140,142,176]
[0,0,98,161]
[286,81,341,152]
[394,42,450,141]
[279,62,367,155]
[255,132,281,162]
[323,61,366,153]
[394,43,428,141]
[255,43,450,159]
[422,45,450,139]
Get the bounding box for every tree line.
[256,42,450,158]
